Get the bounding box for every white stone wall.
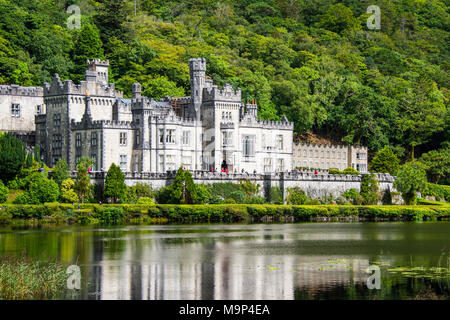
[0,85,43,132]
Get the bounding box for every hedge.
[0,203,449,225]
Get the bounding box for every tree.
[60,178,78,203]
[286,187,307,205]
[393,161,428,205]
[370,146,400,175]
[0,180,9,203]
[126,183,154,203]
[14,172,59,204]
[74,157,93,203]
[51,159,70,187]
[360,173,380,205]
[72,23,104,82]
[342,167,360,175]
[104,163,127,203]
[0,133,26,182]
[419,147,450,184]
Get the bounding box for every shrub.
[286,187,307,205]
[126,183,154,203]
[0,181,9,203]
[269,186,283,204]
[229,190,245,203]
[342,188,359,204]
[342,167,360,175]
[14,172,59,204]
[60,179,78,203]
[370,146,400,174]
[96,207,125,225]
[329,168,341,175]
[394,161,428,205]
[360,173,380,205]
[137,197,155,204]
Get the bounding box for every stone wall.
[84,170,394,201]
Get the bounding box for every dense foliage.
[104,163,127,203]
[0,0,448,161]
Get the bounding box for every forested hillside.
[0,0,448,161]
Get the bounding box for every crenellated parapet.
[43,74,122,97]
[295,142,348,150]
[240,118,294,130]
[203,83,241,102]
[0,84,43,97]
[71,118,132,130]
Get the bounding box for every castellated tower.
[85,59,110,86]
[189,58,206,120]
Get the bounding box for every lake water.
[0,222,449,300]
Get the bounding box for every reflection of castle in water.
[84,233,373,300]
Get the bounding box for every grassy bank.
[0,255,67,299]
[0,203,449,225]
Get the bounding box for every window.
[52,134,62,153]
[262,134,266,148]
[222,131,232,146]
[91,154,98,171]
[304,150,307,157]
[166,129,175,143]
[264,158,272,172]
[159,155,164,171]
[327,151,330,159]
[52,156,60,167]
[91,132,97,147]
[278,159,284,171]
[332,151,335,158]
[166,155,176,170]
[276,135,283,150]
[356,152,367,160]
[119,154,127,171]
[242,135,255,157]
[182,131,190,145]
[337,152,341,159]
[53,114,61,127]
[309,150,313,157]
[159,129,164,143]
[135,130,140,145]
[343,152,347,159]
[321,151,324,158]
[304,160,308,167]
[11,104,20,117]
[75,133,82,148]
[36,105,43,115]
[357,164,367,172]
[120,132,127,145]
[182,156,192,169]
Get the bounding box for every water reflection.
[0,222,449,300]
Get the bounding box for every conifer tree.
[104,163,126,203]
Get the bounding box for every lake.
[0,222,449,300]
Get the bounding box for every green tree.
[60,178,78,203]
[370,146,400,175]
[51,159,70,187]
[104,163,127,203]
[286,187,307,205]
[74,157,93,203]
[393,161,428,205]
[0,180,9,203]
[418,147,450,184]
[342,167,360,175]
[126,183,154,203]
[0,133,26,182]
[14,172,59,204]
[360,173,380,205]
[72,23,104,82]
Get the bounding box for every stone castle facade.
[293,143,368,173]
[34,58,294,173]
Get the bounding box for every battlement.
[86,59,109,67]
[71,118,132,130]
[295,142,348,150]
[189,58,206,71]
[204,83,241,102]
[0,84,44,97]
[43,74,122,97]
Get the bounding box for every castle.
[31,58,294,173]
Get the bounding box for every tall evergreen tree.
[52,159,70,187]
[74,157,93,203]
[104,163,126,203]
[72,23,104,82]
[0,133,26,182]
[370,147,400,175]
